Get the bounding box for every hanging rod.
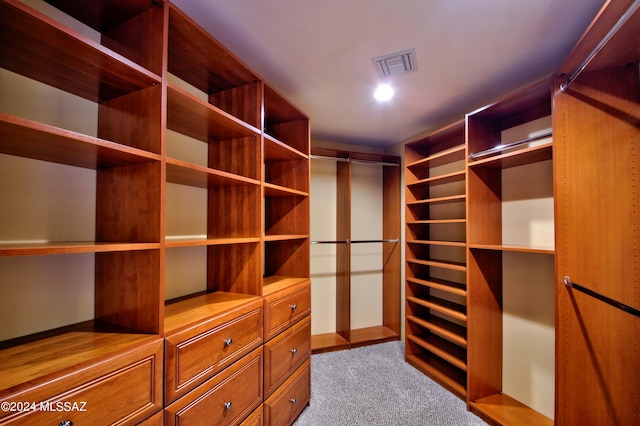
[560,0,640,92]
[310,155,399,167]
[564,276,640,318]
[468,131,552,160]
[311,239,399,244]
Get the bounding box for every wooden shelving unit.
[310,148,401,354]
[263,84,311,293]
[466,78,555,425]
[404,120,468,399]
[0,1,310,424]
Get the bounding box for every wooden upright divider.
[553,0,640,424]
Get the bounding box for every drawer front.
[264,284,310,341]
[165,308,262,404]
[165,347,263,426]
[137,410,164,426]
[241,404,263,426]
[264,316,310,397]
[264,360,310,426]
[0,338,163,426]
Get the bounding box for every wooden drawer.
[138,410,164,426]
[164,302,263,404]
[165,347,263,426]
[264,359,310,426]
[0,337,163,426]
[264,316,310,397]
[263,281,310,342]
[241,403,263,426]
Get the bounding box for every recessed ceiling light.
[374,84,394,102]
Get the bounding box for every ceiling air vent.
[372,48,418,78]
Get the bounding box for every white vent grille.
[372,48,418,77]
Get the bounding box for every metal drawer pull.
[224,338,233,346]
[291,348,297,354]
[59,422,73,426]
[290,304,297,310]
[290,398,297,404]
[224,401,232,410]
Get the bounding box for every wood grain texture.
[554,64,640,425]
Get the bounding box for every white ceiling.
[172,0,605,148]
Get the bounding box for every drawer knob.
[59,422,73,426]
[224,401,232,410]
[290,398,297,404]
[290,348,298,355]
[290,304,297,310]
[224,338,233,346]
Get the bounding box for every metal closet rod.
[310,154,399,167]
[468,131,552,160]
[311,239,399,244]
[560,0,640,92]
[564,276,640,318]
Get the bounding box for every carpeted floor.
[293,341,487,426]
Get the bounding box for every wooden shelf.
[407,315,467,348]
[349,326,399,348]
[264,134,309,162]
[0,321,159,391]
[263,183,309,197]
[262,276,309,295]
[406,353,467,399]
[0,0,161,103]
[407,258,467,272]
[407,219,466,225]
[167,84,261,142]
[164,292,262,335]
[469,244,555,255]
[407,194,466,206]
[406,145,466,170]
[406,277,467,297]
[407,170,466,187]
[165,237,260,248]
[407,296,467,322]
[311,332,350,354]
[470,393,553,426]
[406,334,467,372]
[263,234,309,242]
[407,239,466,248]
[0,241,160,257]
[0,113,161,168]
[166,158,261,189]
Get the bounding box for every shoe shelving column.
[404,119,468,399]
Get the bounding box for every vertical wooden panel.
[96,250,161,334]
[383,164,401,334]
[554,67,640,425]
[336,160,351,342]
